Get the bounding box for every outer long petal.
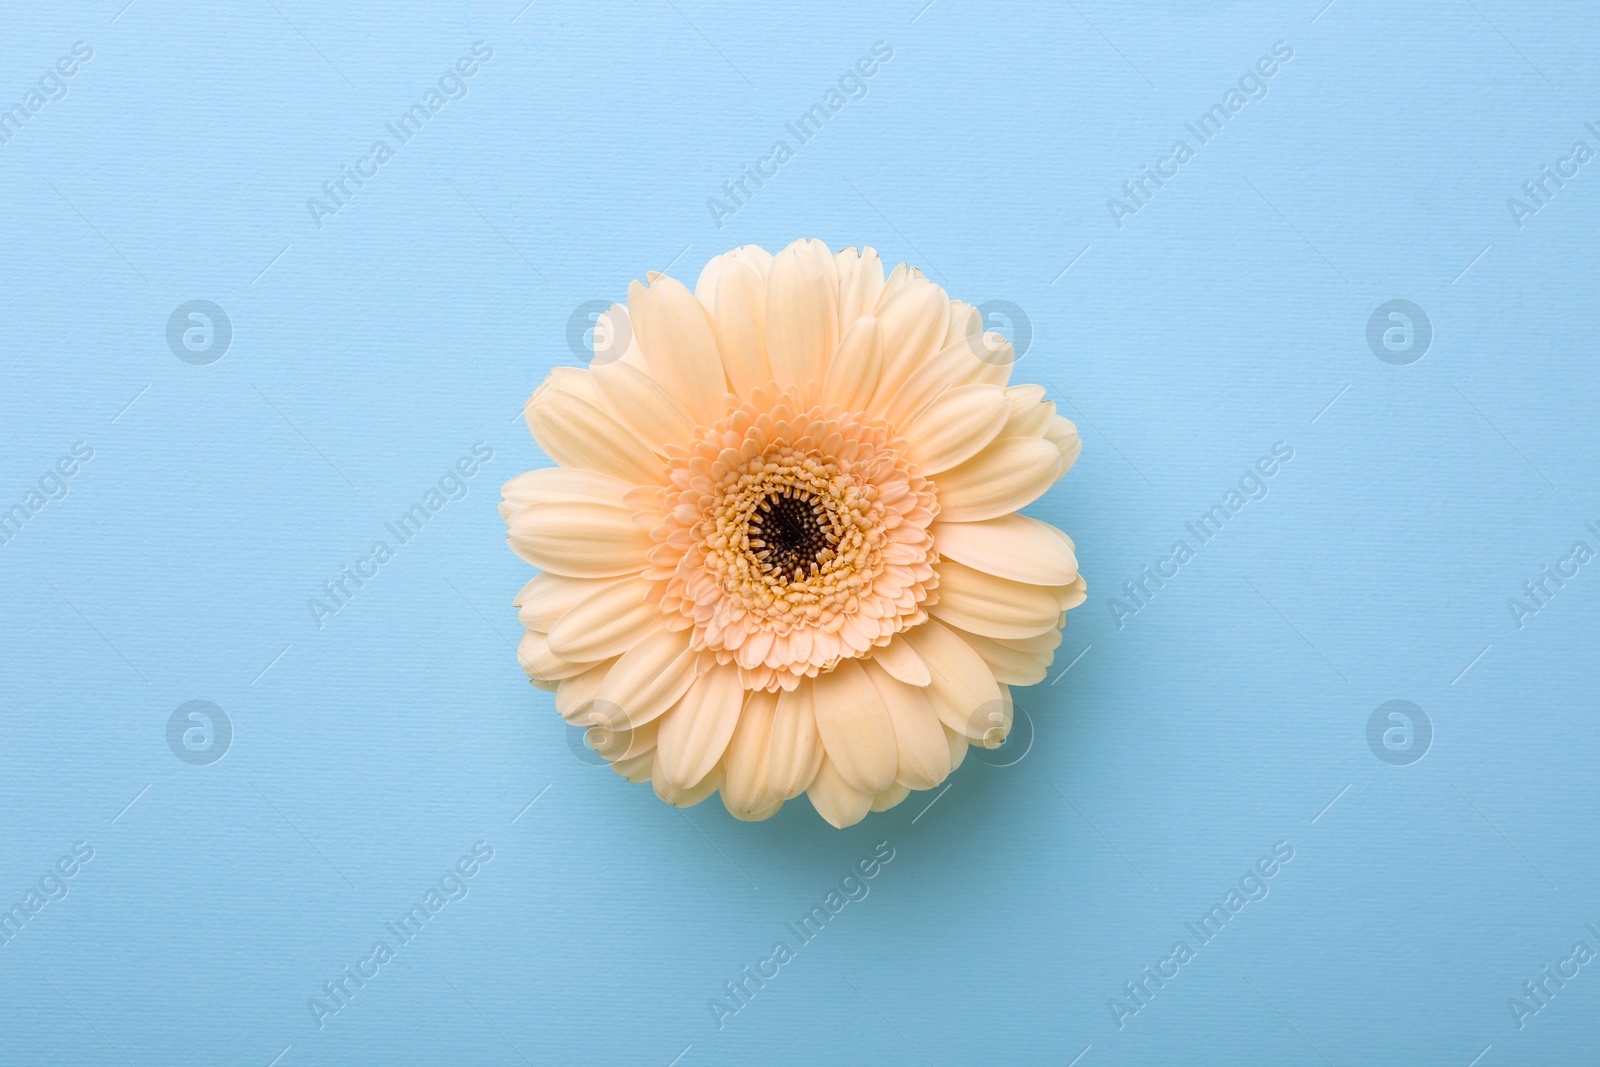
[806,756,872,828]
[810,659,898,794]
[933,437,1062,522]
[767,683,823,799]
[629,276,729,426]
[765,240,838,403]
[525,368,664,486]
[930,514,1078,586]
[655,663,744,789]
[593,628,700,728]
[863,661,951,791]
[903,618,1008,741]
[721,690,779,820]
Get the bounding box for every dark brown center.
[749,490,834,579]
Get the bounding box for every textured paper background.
[2,2,1597,1064]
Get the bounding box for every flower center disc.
[750,490,834,579]
[646,387,940,690]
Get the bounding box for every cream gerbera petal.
[590,716,658,763]
[517,630,596,684]
[589,359,698,455]
[810,658,898,795]
[765,241,839,402]
[819,314,882,412]
[944,725,970,773]
[545,576,663,661]
[835,246,885,325]
[503,240,1087,825]
[806,755,873,829]
[957,628,1058,687]
[875,260,923,310]
[655,762,724,808]
[929,514,1078,586]
[693,257,725,316]
[871,633,932,687]
[928,559,1075,640]
[711,260,772,397]
[501,467,636,509]
[505,501,652,577]
[863,660,950,791]
[612,749,655,783]
[695,244,771,315]
[720,690,778,820]
[720,243,775,283]
[766,684,823,799]
[592,627,698,729]
[871,278,949,403]
[1045,413,1083,474]
[998,383,1056,438]
[515,571,621,631]
[931,436,1063,522]
[526,368,663,485]
[943,300,981,346]
[902,617,1007,740]
[555,659,614,722]
[898,382,1011,474]
[883,335,1012,425]
[872,783,912,812]
[628,276,729,425]
[655,663,745,790]
[592,302,645,370]
[988,626,1065,657]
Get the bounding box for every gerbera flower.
[502,239,1084,827]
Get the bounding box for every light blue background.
[3,1,1597,1064]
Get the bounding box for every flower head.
[503,239,1084,826]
